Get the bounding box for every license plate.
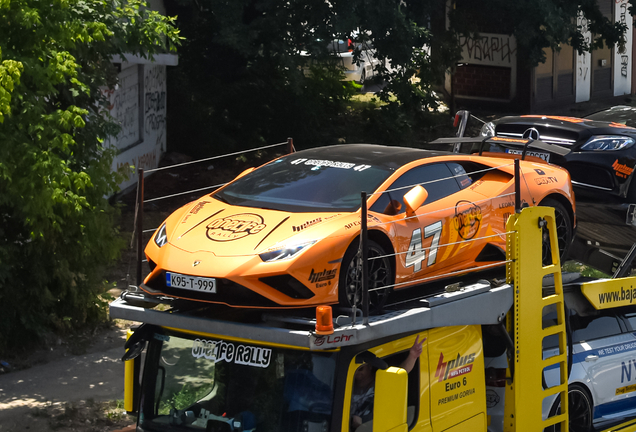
[166,272,217,293]
[506,149,550,162]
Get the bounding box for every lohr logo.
[313,333,354,347]
[435,351,476,382]
[206,213,266,242]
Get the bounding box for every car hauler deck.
[110,207,636,432]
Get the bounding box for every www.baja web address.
[598,287,636,304]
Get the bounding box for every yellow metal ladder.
[503,207,569,432]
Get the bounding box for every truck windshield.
[140,332,337,432]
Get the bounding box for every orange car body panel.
[141,149,575,308]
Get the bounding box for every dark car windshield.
[585,106,636,128]
[140,332,337,432]
[214,154,393,212]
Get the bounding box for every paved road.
[0,328,127,431]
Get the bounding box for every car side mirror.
[403,185,428,217]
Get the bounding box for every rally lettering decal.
[290,158,371,171]
[191,338,272,368]
[454,201,482,240]
[206,213,266,242]
[182,201,211,224]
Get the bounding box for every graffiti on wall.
[144,66,166,134]
[110,64,168,190]
[459,33,517,66]
[614,0,632,96]
[116,147,159,181]
[108,67,140,149]
[576,9,592,102]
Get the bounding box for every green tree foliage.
[166,0,631,151]
[0,0,180,352]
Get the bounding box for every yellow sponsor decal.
[616,383,636,396]
[580,277,636,309]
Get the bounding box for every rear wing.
[429,135,571,158]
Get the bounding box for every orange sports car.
[141,144,575,309]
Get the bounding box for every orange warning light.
[315,305,334,335]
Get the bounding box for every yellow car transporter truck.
[110,207,636,432]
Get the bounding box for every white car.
[485,303,636,432]
[301,38,382,84]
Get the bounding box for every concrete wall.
[107,63,168,191]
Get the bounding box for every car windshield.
[214,154,393,212]
[140,332,337,432]
[585,106,636,128]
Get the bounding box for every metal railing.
[129,143,522,328]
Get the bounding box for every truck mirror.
[374,367,408,432]
[404,185,428,217]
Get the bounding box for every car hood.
[164,199,352,256]
[493,115,636,149]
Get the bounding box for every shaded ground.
[0,318,134,432]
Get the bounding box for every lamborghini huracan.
[140,144,575,309]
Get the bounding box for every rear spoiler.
[429,136,571,158]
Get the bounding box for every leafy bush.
[0,0,180,352]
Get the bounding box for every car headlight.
[480,121,496,137]
[154,223,168,248]
[259,240,317,262]
[580,135,635,151]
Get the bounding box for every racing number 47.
[405,221,443,272]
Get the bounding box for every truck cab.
[112,207,636,432]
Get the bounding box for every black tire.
[539,198,573,265]
[545,384,593,432]
[338,239,393,312]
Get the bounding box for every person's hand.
[352,415,362,430]
[408,335,425,359]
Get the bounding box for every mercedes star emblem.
[522,128,540,140]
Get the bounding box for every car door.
[369,161,496,289]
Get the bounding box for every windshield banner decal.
[191,338,272,368]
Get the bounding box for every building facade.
[445,0,634,113]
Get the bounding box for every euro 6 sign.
[428,325,486,430]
